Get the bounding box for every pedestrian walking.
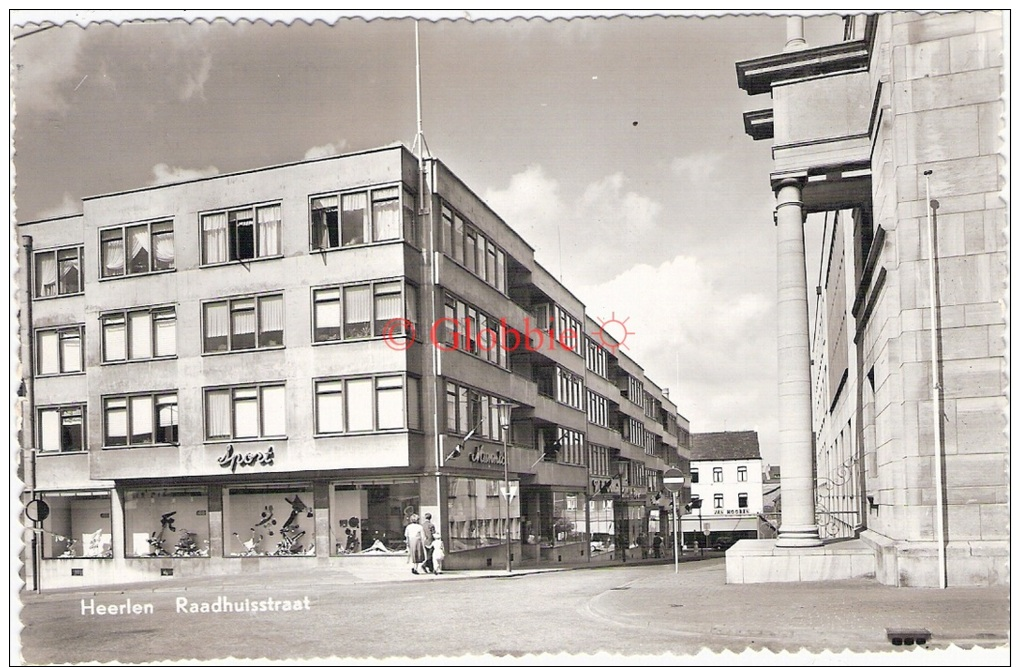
[420,512,436,573]
[431,534,446,574]
[652,533,663,559]
[404,514,426,574]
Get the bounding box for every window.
[314,374,419,434]
[625,375,645,407]
[124,488,209,558]
[444,381,509,440]
[691,468,699,484]
[34,247,82,298]
[226,486,313,557]
[554,306,582,354]
[737,466,748,482]
[738,493,749,509]
[203,293,283,353]
[38,405,85,453]
[589,444,611,478]
[205,384,285,441]
[39,491,113,558]
[714,494,724,510]
[201,203,281,264]
[100,219,174,277]
[440,291,507,368]
[438,199,507,294]
[36,326,83,375]
[586,390,609,427]
[585,337,608,378]
[103,392,178,447]
[555,367,584,410]
[713,467,723,483]
[556,427,585,466]
[311,185,415,250]
[312,280,417,343]
[101,307,176,362]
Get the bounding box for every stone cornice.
[743,108,774,141]
[735,15,878,96]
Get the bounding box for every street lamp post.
[494,401,518,574]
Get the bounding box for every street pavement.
[13,553,1011,665]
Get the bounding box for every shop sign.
[217,444,275,473]
[467,444,505,466]
[724,509,751,515]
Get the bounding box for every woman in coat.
[404,514,427,574]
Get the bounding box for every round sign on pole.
[26,499,50,523]
[662,467,685,493]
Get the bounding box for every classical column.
[785,16,807,51]
[775,178,822,548]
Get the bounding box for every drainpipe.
[924,170,947,589]
[21,234,39,591]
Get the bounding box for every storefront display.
[332,480,419,555]
[123,488,210,557]
[588,497,614,553]
[38,491,113,559]
[552,491,585,545]
[224,485,314,556]
[446,477,520,552]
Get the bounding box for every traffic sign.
[500,480,519,501]
[662,468,685,493]
[26,499,50,523]
[703,522,712,536]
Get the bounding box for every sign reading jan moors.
[468,444,505,466]
[217,444,276,473]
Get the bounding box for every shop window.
[102,307,176,362]
[587,495,614,554]
[314,375,418,434]
[446,476,520,553]
[713,467,723,483]
[737,466,748,482]
[225,486,314,557]
[36,326,83,375]
[204,384,285,441]
[38,405,86,453]
[104,392,178,447]
[201,203,281,265]
[714,494,724,510]
[34,246,83,298]
[100,219,174,277]
[738,493,749,509]
[203,293,283,353]
[333,481,419,555]
[124,488,209,557]
[39,491,113,558]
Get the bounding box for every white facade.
[690,458,764,518]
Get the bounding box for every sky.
[10,10,853,464]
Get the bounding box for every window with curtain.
[341,192,367,246]
[344,285,371,339]
[203,204,282,264]
[100,221,173,276]
[737,466,748,482]
[316,375,414,434]
[204,384,286,441]
[407,377,421,431]
[204,293,284,353]
[311,196,339,249]
[102,307,176,362]
[36,327,83,375]
[103,392,177,447]
[373,282,401,336]
[345,378,373,432]
[101,229,125,278]
[441,206,454,255]
[315,380,345,434]
[375,376,404,430]
[403,191,417,246]
[371,187,400,241]
[38,405,86,453]
[34,247,83,298]
[313,288,342,341]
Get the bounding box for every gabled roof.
[691,431,762,462]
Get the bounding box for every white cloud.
[34,192,80,220]
[577,254,779,460]
[304,141,349,160]
[179,53,212,101]
[149,163,219,186]
[670,151,725,184]
[11,26,85,113]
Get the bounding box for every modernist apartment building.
[682,431,764,550]
[727,11,1007,587]
[17,144,691,589]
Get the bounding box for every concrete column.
[774,179,822,548]
[785,16,807,51]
